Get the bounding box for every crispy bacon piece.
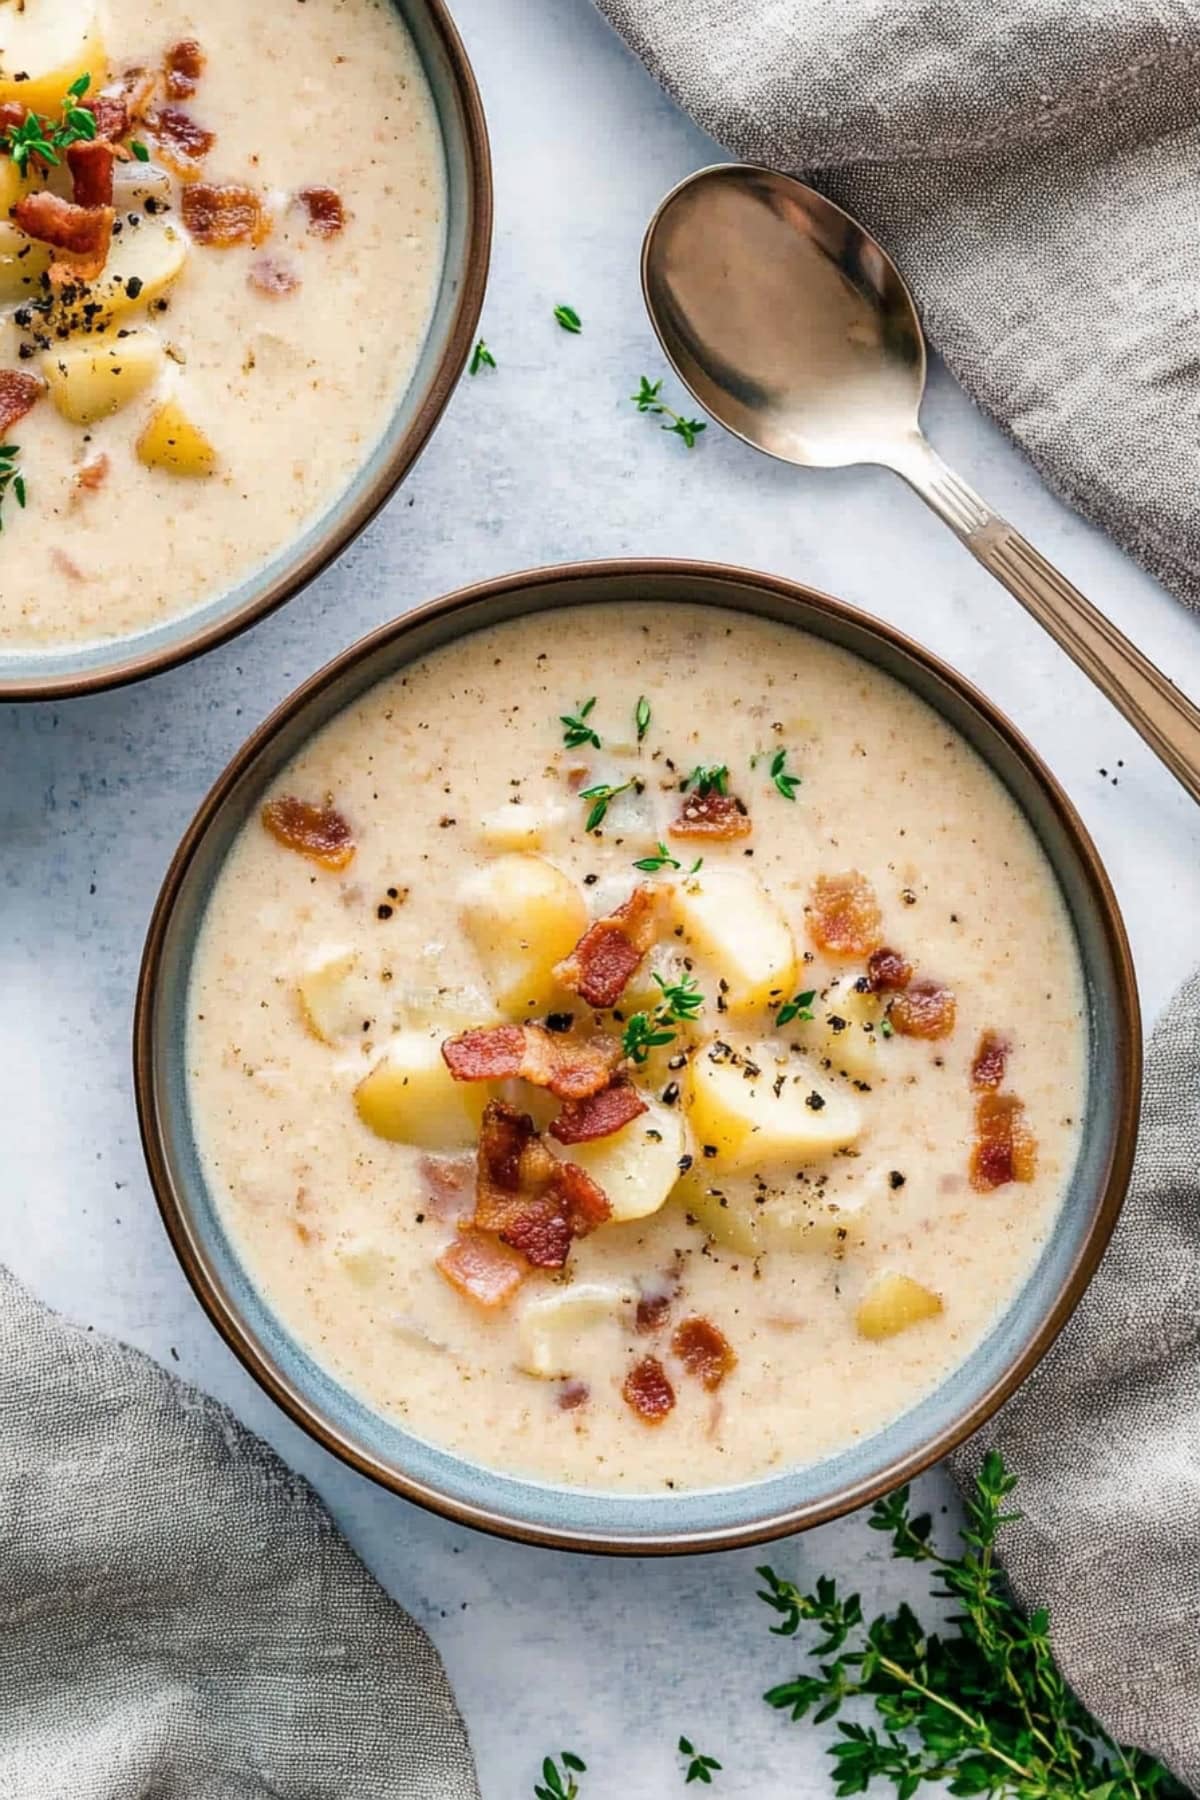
[0,370,44,436]
[75,452,111,494]
[472,1101,611,1270]
[0,102,26,136]
[261,796,355,871]
[87,94,131,140]
[165,38,207,99]
[669,789,751,840]
[249,254,301,298]
[11,191,114,283]
[889,978,957,1041]
[442,1022,617,1101]
[971,1030,1011,1090]
[549,1080,648,1145]
[297,185,346,238]
[418,1153,474,1223]
[436,1230,526,1308]
[93,63,163,136]
[636,1291,671,1334]
[68,140,118,210]
[672,1316,736,1391]
[809,871,883,958]
[554,885,659,1008]
[558,1380,590,1411]
[147,108,217,182]
[183,181,268,246]
[970,1092,1037,1191]
[866,946,913,993]
[623,1355,675,1425]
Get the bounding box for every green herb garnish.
[1,73,97,173]
[534,1750,587,1800]
[757,1452,1182,1800]
[632,842,703,875]
[680,764,728,797]
[776,989,816,1027]
[130,139,151,163]
[635,694,651,741]
[0,444,27,532]
[767,746,801,801]
[580,779,633,832]
[468,338,496,375]
[879,1016,894,1039]
[679,1737,722,1786]
[622,972,705,1064]
[631,376,707,449]
[554,304,582,334]
[560,697,601,751]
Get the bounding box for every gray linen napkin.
[594,0,1200,607]
[0,1266,480,1800]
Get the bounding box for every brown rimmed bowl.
[1,0,491,703]
[135,560,1140,1554]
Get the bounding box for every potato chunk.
[476,803,548,854]
[136,398,218,477]
[355,1029,488,1150]
[801,975,883,1083]
[676,1168,867,1256]
[296,947,364,1046]
[671,868,795,1012]
[42,331,163,426]
[88,216,189,320]
[517,1281,637,1377]
[459,853,587,1017]
[563,1096,687,1222]
[0,219,50,308]
[856,1272,943,1341]
[0,0,105,117]
[685,1038,862,1173]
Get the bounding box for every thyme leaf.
[631,375,707,449]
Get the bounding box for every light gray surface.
[2,1,1199,1793]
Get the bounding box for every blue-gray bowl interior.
[148,569,1126,1546]
[0,0,476,692]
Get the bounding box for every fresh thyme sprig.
[534,1750,587,1800]
[635,695,651,741]
[776,988,816,1027]
[757,746,801,801]
[580,779,633,832]
[468,338,496,375]
[879,1016,895,1039]
[757,1452,1185,1800]
[679,1737,722,1785]
[1,73,97,173]
[631,376,707,449]
[680,764,728,797]
[632,842,703,875]
[560,697,601,751]
[554,304,582,333]
[622,971,704,1064]
[0,444,27,532]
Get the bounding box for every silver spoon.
[642,163,1200,805]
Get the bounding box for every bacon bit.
[68,139,118,210]
[249,254,301,298]
[93,64,162,134]
[0,370,44,436]
[635,1291,672,1334]
[809,871,883,958]
[971,1030,1011,1090]
[554,885,660,1008]
[866,946,913,993]
[261,796,355,871]
[87,94,131,140]
[418,1153,474,1223]
[11,191,114,283]
[147,107,217,182]
[971,1092,1037,1191]
[50,548,87,584]
[165,38,207,99]
[548,1080,648,1145]
[75,452,111,494]
[622,1355,675,1425]
[182,180,268,245]
[442,1022,617,1101]
[555,1160,611,1232]
[672,1316,737,1391]
[889,978,957,1041]
[472,1101,611,1271]
[558,1379,590,1411]
[669,788,752,840]
[436,1230,526,1308]
[296,185,346,238]
[0,102,25,135]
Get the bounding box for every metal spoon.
[642,163,1200,805]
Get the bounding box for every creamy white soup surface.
[188,604,1087,1492]
[0,0,443,650]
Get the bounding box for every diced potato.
[41,330,163,426]
[477,802,546,854]
[517,1281,638,1377]
[676,1168,867,1256]
[297,947,365,1046]
[335,1239,389,1290]
[88,216,189,320]
[394,982,499,1031]
[672,868,795,1013]
[685,1038,862,1173]
[459,853,587,1017]
[564,1095,688,1223]
[856,1272,943,1341]
[797,975,882,1083]
[0,219,50,307]
[355,1029,487,1150]
[0,0,105,118]
[136,397,218,478]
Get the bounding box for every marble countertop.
[4,0,1200,1793]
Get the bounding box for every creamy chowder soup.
[0,0,443,650]
[188,604,1086,1492]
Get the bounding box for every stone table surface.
[3,0,1199,1794]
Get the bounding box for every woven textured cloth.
[594,0,1200,605]
[0,1265,480,1800]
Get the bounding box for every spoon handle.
[890,433,1200,806]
